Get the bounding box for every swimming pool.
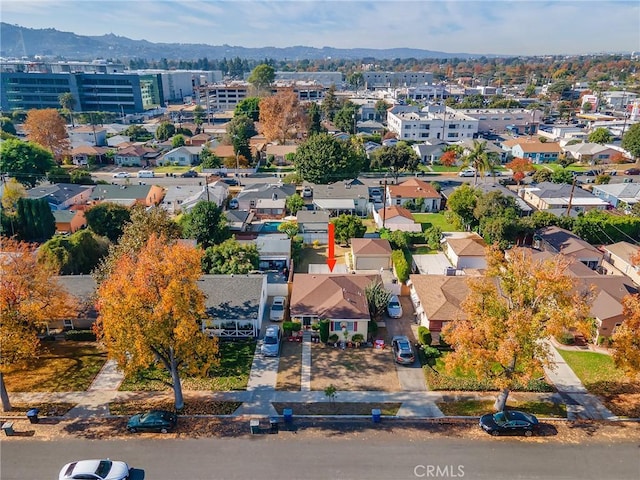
[260,221,284,233]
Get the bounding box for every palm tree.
[460,140,498,185]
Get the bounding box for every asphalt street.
[3,437,638,480]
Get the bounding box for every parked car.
[59,459,130,480]
[137,170,155,178]
[228,198,239,209]
[181,170,198,178]
[458,168,476,177]
[127,409,177,433]
[112,172,130,178]
[261,325,282,357]
[222,177,239,186]
[370,188,383,201]
[479,410,539,437]
[391,335,415,365]
[387,295,403,318]
[302,186,313,198]
[624,168,640,175]
[269,296,287,321]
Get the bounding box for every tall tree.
[226,114,256,163]
[460,140,498,185]
[365,281,391,322]
[611,293,640,377]
[331,214,366,245]
[202,238,259,274]
[321,85,339,121]
[199,147,222,169]
[306,102,323,136]
[234,97,261,122]
[58,92,77,127]
[247,64,275,93]
[155,121,176,141]
[374,99,390,122]
[38,229,110,275]
[294,133,365,184]
[621,123,640,160]
[370,142,419,183]
[193,105,205,129]
[506,157,534,184]
[23,109,70,162]
[85,203,131,242]
[442,246,593,411]
[285,193,306,216]
[96,234,217,410]
[180,201,230,249]
[15,198,56,242]
[333,101,358,134]
[347,72,364,91]
[0,239,77,411]
[588,127,613,145]
[446,183,480,231]
[0,138,56,187]
[259,90,303,143]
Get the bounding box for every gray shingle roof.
[197,275,265,320]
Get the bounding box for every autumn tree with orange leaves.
[23,109,70,162]
[611,293,640,378]
[506,157,535,185]
[96,234,218,410]
[0,238,78,411]
[442,246,593,411]
[259,90,304,143]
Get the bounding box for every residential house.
[350,238,392,271]
[386,178,442,212]
[408,274,471,337]
[585,275,638,342]
[235,183,295,219]
[591,183,640,209]
[505,139,561,164]
[160,181,229,214]
[90,184,165,207]
[158,145,204,166]
[68,125,107,146]
[106,135,131,148]
[264,144,298,166]
[412,141,447,165]
[602,241,640,286]
[253,234,291,271]
[520,182,609,212]
[114,145,158,167]
[52,209,86,234]
[198,274,268,339]
[70,145,110,166]
[356,119,385,135]
[225,210,255,235]
[296,209,330,244]
[27,183,94,211]
[562,143,619,164]
[533,226,603,270]
[50,275,98,332]
[312,182,370,217]
[364,141,382,159]
[373,205,422,232]
[290,273,381,340]
[442,232,488,270]
[186,133,213,146]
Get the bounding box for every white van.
[137,170,155,178]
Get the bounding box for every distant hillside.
[0,23,483,61]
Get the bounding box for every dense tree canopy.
[234,97,261,121]
[247,64,275,92]
[370,142,420,182]
[588,127,613,145]
[294,133,365,184]
[155,121,176,141]
[38,229,110,275]
[621,123,640,159]
[332,214,366,245]
[202,238,259,274]
[180,201,230,249]
[23,109,70,162]
[14,198,56,242]
[85,203,131,242]
[611,293,640,377]
[259,90,303,143]
[0,138,56,188]
[0,238,77,411]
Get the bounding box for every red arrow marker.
[327,222,336,272]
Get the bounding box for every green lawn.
[412,212,459,232]
[119,340,256,391]
[154,165,194,173]
[428,165,459,172]
[4,341,107,392]
[556,349,624,388]
[436,400,566,417]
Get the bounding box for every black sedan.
[479,410,539,437]
[180,170,198,177]
[127,410,177,433]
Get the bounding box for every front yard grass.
[436,399,566,418]
[276,341,302,391]
[4,341,107,392]
[412,212,459,232]
[557,348,640,418]
[273,402,401,416]
[119,340,256,391]
[110,397,242,415]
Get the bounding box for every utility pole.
[565,177,577,217]
[382,175,388,229]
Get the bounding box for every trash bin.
[372,408,381,423]
[2,422,14,436]
[250,419,260,435]
[283,408,293,423]
[26,408,39,424]
[269,417,279,434]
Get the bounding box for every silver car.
[269,296,287,321]
[392,335,415,365]
[261,325,282,357]
[387,295,403,318]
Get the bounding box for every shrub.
[557,332,575,345]
[318,319,330,342]
[351,333,365,344]
[282,322,295,335]
[64,329,96,341]
[392,249,411,283]
[368,320,378,337]
[291,322,302,332]
[422,346,441,359]
[328,334,339,344]
[417,326,432,346]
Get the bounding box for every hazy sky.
[2,0,638,56]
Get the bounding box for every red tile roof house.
[373,205,422,232]
[386,178,442,212]
[290,273,381,340]
[350,238,392,271]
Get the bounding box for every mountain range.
[0,23,483,61]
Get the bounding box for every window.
[332,321,357,331]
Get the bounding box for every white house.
[442,232,488,270]
[159,145,204,166]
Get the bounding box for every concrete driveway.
[385,296,427,392]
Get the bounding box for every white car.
[458,168,476,177]
[112,172,130,178]
[59,459,130,480]
[302,186,313,198]
[387,295,403,318]
[269,296,287,321]
[261,325,282,357]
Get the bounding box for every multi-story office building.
[133,69,223,103]
[387,105,478,141]
[363,72,433,90]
